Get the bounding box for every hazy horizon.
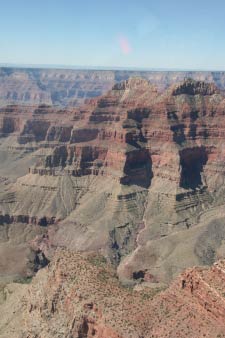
[2,63,225,73]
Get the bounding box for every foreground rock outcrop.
[1,249,225,338]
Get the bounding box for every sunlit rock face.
[1,77,225,285]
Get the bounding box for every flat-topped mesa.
[171,78,220,96]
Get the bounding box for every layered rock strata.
[2,67,225,106]
[1,78,225,283]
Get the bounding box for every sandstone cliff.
[1,77,225,286]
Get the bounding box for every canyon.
[1,69,225,336]
[1,67,225,107]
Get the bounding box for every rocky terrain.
[1,74,225,336]
[1,248,225,338]
[1,77,225,285]
[1,67,225,107]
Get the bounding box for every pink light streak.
[119,35,132,55]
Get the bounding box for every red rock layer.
[2,77,225,284]
[5,249,225,338]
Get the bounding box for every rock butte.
[1,75,225,336]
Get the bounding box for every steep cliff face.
[117,79,225,282]
[1,78,225,284]
[1,249,225,338]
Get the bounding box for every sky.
[1,0,225,70]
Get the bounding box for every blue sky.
[1,0,225,69]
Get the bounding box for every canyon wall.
[1,77,225,285]
[1,67,225,107]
